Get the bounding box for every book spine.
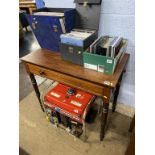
[110,37,122,58]
[59,18,66,34]
[107,46,110,57]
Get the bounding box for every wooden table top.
[21,49,129,88]
[19,0,35,4]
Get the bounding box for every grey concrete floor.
[19,27,40,101]
[19,62,46,101]
[19,63,33,101]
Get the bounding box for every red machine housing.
[44,83,95,123]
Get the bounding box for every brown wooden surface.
[21,49,129,88]
[19,0,36,14]
[19,0,36,5]
[21,48,130,141]
[19,4,36,7]
[27,63,107,97]
[100,88,111,140]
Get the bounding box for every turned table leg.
[112,83,120,112]
[100,89,111,141]
[29,73,45,112]
[112,73,123,112]
[100,103,109,141]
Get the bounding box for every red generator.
[43,83,95,138]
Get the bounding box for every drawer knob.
[39,70,46,76]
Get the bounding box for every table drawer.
[26,63,107,97]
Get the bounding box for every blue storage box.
[26,7,76,52]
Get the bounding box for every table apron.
[26,63,111,97]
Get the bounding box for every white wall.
[44,0,135,107]
[44,0,75,8]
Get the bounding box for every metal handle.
[68,47,74,53]
[53,25,58,32]
[32,22,37,30]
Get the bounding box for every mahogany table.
[21,48,129,141]
[19,0,36,14]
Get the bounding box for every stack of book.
[60,29,96,47]
[83,36,127,74]
[33,12,65,17]
[90,36,123,58]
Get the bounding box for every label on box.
[107,59,112,64]
[98,65,105,73]
[50,92,60,98]
[84,63,97,71]
[70,100,82,107]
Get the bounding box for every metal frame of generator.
[41,83,96,141]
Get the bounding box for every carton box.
[83,39,128,75]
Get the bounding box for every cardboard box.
[83,39,128,75]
